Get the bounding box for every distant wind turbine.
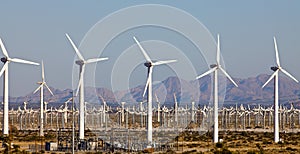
[98,95,107,125]
[33,61,54,137]
[196,34,238,143]
[262,37,298,143]
[133,36,177,147]
[0,37,39,136]
[65,33,108,140]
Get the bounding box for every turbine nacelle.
[37,81,43,85]
[271,66,279,72]
[210,64,217,68]
[1,57,7,63]
[144,62,152,67]
[75,60,84,65]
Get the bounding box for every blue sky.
[0,1,299,96]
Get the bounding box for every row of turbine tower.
[5,99,300,131]
[0,34,298,148]
[2,99,300,147]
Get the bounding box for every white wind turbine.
[33,61,53,137]
[262,37,298,143]
[133,36,177,147]
[196,34,238,143]
[0,38,39,135]
[65,33,108,139]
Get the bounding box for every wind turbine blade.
[45,83,54,95]
[262,70,277,88]
[75,80,81,97]
[173,93,177,103]
[273,37,281,67]
[33,85,42,94]
[85,57,108,64]
[155,93,159,103]
[65,97,73,104]
[76,65,85,96]
[133,36,152,62]
[65,33,85,61]
[142,72,151,97]
[11,58,39,65]
[98,94,106,104]
[219,67,238,87]
[41,61,45,80]
[196,67,217,79]
[281,68,299,83]
[217,34,220,65]
[143,67,152,97]
[0,38,9,58]
[152,60,177,66]
[0,62,8,77]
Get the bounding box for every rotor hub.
[75,60,84,65]
[144,62,152,67]
[271,66,278,72]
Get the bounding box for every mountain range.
[3,74,300,110]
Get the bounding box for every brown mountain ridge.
[3,74,300,109]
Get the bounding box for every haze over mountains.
[4,74,300,109]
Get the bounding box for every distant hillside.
[2,74,300,109]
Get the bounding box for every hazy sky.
[0,1,299,97]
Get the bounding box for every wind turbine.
[98,95,107,127]
[262,37,298,143]
[33,61,53,137]
[0,37,39,136]
[65,33,108,140]
[62,97,72,126]
[196,34,238,143]
[133,36,177,147]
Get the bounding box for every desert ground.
[1,127,299,154]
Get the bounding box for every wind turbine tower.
[0,38,39,136]
[196,34,238,143]
[155,94,161,123]
[121,102,125,123]
[174,93,178,124]
[191,101,195,122]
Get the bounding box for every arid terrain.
[1,127,299,154]
[173,130,300,154]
